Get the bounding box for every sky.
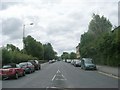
[0,0,119,56]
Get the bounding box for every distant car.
[66,59,71,63]
[29,60,41,70]
[49,59,56,63]
[74,60,81,67]
[19,62,35,74]
[63,59,65,62]
[71,60,75,65]
[81,58,97,70]
[52,59,56,62]
[71,60,74,65]
[0,63,25,80]
[49,60,52,63]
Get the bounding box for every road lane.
[2,61,118,88]
[59,62,118,88]
[2,62,58,88]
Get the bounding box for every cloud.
[1,2,22,10]
[1,0,119,55]
[2,18,22,38]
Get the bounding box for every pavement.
[97,65,119,77]
[1,61,119,89]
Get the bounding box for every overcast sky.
[0,0,119,56]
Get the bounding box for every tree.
[88,14,112,36]
[2,47,12,64]
[78,14,120,66]
[70,52,76,59]
[2,45,37,65]
[61,52,70,60]
[24,35,44,59]
[43,43,56,60]
[6,44,20,52]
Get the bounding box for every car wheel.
[29,70,32,74]
[23,71,26,76]
[94,68,97,70]
[37,67,39,70]
[39,66,41,70]
[33,69,35,72]
[14,73,19,79]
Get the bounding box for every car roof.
[82,58,92,60]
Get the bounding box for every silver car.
[81,58,97,70]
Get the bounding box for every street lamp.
[23,23,34,53]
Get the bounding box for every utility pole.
[22,23,34,54]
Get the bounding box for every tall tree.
[61,52,70,60]
[88,14,112,36]
[43,43,56,60]
[24,35,44,59]
[70,52,76,59]
[6,44,20,52]
[78,14,120,66]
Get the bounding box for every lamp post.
[23,23,34,54]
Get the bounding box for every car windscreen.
[3,65,12,69]
[85,59,93,64]
[19,63,27,66]
[76,60,80,63]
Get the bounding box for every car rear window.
[3,65,12,69]
[19,63,27,66]
[85,60,93,64]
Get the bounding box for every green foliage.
[6,44,20,52]
[88,14,112,36]
[79,14,120,66]
[70,52,77,59]
[2,36,57,65]
[43,43,56,60]
[61,52,70,60]
[61,52,77,60]
[24,35,44,59]
[2,46,37,65]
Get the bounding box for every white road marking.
[55,74,62,76]
[55,78,66,80]
[62,74,67,80]
[57,69,60,73]
[98,71,120,79]
[52,74,56,81]
[52,69,67,81]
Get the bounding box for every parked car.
[74,60,81,67]
[49,59,56,63]
[49,60,53,63]
[0,63,25,80]
[29,60,41,70]
[66,59,71,63]
[19,62,35,74]
[71,60,75,65]
[63,59,65,62]
[81,58,97,70]
[52,59,56,62]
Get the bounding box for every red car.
[0,63,26,80]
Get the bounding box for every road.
[2,61,118,89]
